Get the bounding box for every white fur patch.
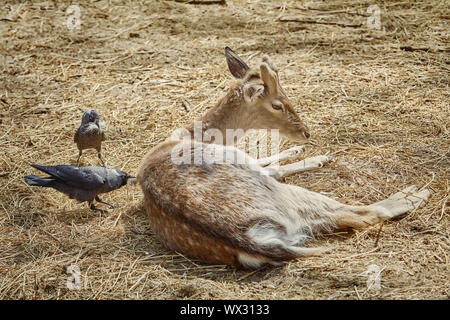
[238,252,265,268]
[246,220,311,249]
[246,224,286,247]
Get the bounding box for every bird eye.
[272,100,283,111]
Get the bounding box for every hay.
[0,0,448,299]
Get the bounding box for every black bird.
[24,164,134,212]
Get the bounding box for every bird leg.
[89,201,108,214]
[76,150,82,166]
[95,196,115,209]
[98,152,106,167]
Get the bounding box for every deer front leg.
[269,155,333,180]
[257,146,305,167]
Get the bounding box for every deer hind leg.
[369,185,431,218]
[333,185,431,229]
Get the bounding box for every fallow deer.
[137,47,430,269]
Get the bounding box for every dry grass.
[0,0,448,300]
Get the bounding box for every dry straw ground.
[0,0,448,300]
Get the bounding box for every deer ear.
[243,83,264,103]
[225,47,249,79]
[260,63,278,95]
[261,54,278,73]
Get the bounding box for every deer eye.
[272,100,283,111]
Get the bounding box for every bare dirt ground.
[0,0,448,299]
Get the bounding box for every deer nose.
[303,131,311,139]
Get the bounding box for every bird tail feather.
[24,175,54,187]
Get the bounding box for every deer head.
[224,47,310,143]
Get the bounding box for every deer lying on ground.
[137,47,430,269]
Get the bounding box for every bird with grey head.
[24,164,134,213]
[74,109,106,166]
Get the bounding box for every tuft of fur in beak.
[127,176,138,186]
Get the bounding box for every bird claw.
[89,203,108,214]
[94,196,115,209]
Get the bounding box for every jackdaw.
[74,109,106,166]
[24,164,133,212]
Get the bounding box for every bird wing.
[74,128,80,143]
[31,164,105,190]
